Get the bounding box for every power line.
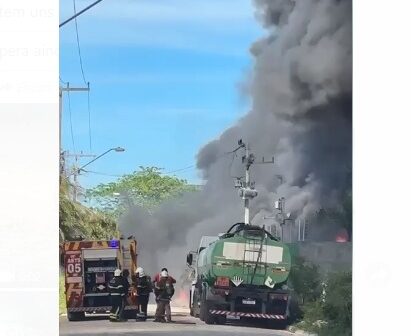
[164,151,235,175]
[71,0,92,153]
[60,0,104,28]
[66,90,76,153]
[73,0,88,85]
[82,169,122,178]
[59,76,68,85]
[164,165,196,175]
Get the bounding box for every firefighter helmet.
[136,267,145,277]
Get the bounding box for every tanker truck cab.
[187,236,218,317]
[189,223,292,328]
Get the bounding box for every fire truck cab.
[63,237,138,321]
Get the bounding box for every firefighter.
[108,269,127,322]
[121,269,130,317]
[134,267,152,321]
[153,267,176,284]
[154,270,175,323]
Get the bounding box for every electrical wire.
[59,76,68,85]
[82,169,122,178]
[164,165,196,174]
[72,0,93,153]
[164,150,237,176]
[73,0,87,85]
[66,90,76,153]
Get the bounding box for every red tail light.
[214,276,230,288]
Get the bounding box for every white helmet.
[160,270,168,277]
[136,267,145,277]
[114,269,122,277]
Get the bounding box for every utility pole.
[59,83,90,182]
[274,197,293,241]
[243,143,253,224]
[234,139,274,225]
[65,152,96,202]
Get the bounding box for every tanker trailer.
[187,223,291,328]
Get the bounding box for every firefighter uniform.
[135,274,152,320]
[154,271,175,322]
[108,270,127,322]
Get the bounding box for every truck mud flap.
[68,305,138,312]
[209,310,285,320]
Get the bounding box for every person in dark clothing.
[121,269,130,319]
[154,270,175,322]
[108,269,127,322]
[134,267,152,321]
[153,268,176,284]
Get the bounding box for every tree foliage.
[59,177,117,241]
[86,166,197,216]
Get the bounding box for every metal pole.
[303,218,306,241]
[59,87,63,155]
[298,219,301,241]
[77,148,113,172]
[244,144,250,225]
[59,0,104,28]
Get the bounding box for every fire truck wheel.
[67,312,85,321]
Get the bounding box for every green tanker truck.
[186,222,292,327]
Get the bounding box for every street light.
[75,147,125,174]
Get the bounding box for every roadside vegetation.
[59,273,66,315]
[289,256,352,336]
[59,176,117,241]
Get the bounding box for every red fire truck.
[63,237,138,321]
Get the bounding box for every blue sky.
[59,0,264,190]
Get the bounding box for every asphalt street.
[59,315,294,336]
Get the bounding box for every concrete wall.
[290,242,352,274]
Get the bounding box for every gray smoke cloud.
[119,0,352,279]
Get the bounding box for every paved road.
[59,315,294,336]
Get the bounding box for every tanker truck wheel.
[199,291,215,324]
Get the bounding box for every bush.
[295,271,352,336]
[320,271,352,336]
[289,256,322,304]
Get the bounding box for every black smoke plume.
[120,0,352,278]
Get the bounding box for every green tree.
[86,166,197,217]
